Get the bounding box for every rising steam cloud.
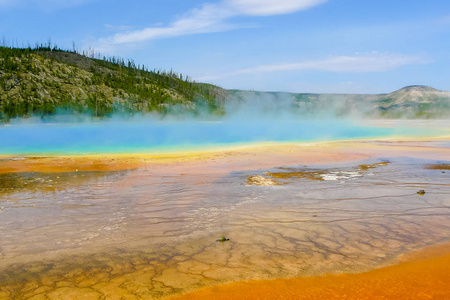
[0,93,436,155]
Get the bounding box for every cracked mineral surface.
[0,140,449,299]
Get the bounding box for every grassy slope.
[0,47,227,120]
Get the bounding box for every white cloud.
[196,52,429,81]
[226,0,327,16]
[99,0,327,45]
[106,3,235,44]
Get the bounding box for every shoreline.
[168,241,450,300]
[1,135,449,171]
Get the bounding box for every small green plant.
[216,235,229,242]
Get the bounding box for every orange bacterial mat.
[170,246,450,300]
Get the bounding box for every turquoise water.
[0,119,441,155]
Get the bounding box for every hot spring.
[0,118,445,155]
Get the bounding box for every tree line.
[0,42,224,121]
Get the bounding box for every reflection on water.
[1,157,450,298]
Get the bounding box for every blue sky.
[1,0,449,93]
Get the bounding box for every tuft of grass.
[217,235,230,242]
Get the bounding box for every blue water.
[0,119,439,155]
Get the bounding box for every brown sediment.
[169,243,450,300]
[265,169,327,181]
[262,161,390,183]
[426,163,450,170]
[246,175,283,186]
[358,161,390,170]
[0,170,126,194]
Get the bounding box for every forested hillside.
[0,45,226,120]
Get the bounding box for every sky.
[1,0,450,94]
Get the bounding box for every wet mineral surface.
[0,145,450,299]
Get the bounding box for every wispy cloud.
[106,3,236,44]
[227,0,327,16]
[98,0,327,46]
[105,24,133,31]
[197,52,429,81]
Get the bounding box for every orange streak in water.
[170,247,450,300]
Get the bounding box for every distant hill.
[1,45,449,120]
[229,85,450,118]
[373,85,450,118]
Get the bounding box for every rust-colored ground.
[0,142,370,175]
[2,138,449,176]
[170,243,450,300]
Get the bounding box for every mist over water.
[0,120,385,154]
[0,95,446,155]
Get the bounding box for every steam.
[0,93,445,155]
